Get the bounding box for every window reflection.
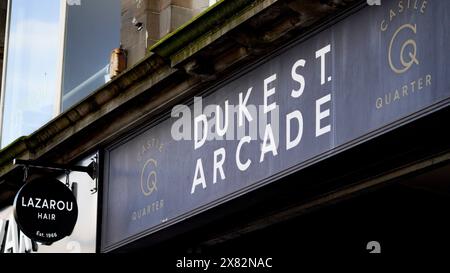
[1,0,120,147]
[61,0,120,110]
[1,0,61,147]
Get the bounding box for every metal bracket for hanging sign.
[13,159,97,180]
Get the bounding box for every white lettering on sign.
[239,88,254,127]
[260,124,278,163]
[286,110,304,151]
[21,197,73,211]
[236,136,252,171]
[37,213,56,221]
[186,44,334,195]
[191,159,207,194]
[213,148,226,184]
[194,114,208,150]
[315,44,332,85]
[316,94,332,137]
[263,74,277,114]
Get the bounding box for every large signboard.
[102,0,450,250]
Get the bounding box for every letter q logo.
[140,159,158,196]
[388,24,419,74]
[366,241,381,254]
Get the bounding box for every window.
[0,0,63,147]
[0,0,120,147]
[61,0,120,110]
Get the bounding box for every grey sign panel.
[102,0,450,250]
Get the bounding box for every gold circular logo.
[140,158,158,196]
[388,23,419,74]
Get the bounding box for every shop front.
[99,0,450,255]
[0,0,449,256]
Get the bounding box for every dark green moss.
[149,0,255,58]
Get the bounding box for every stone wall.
[121,0,209,67]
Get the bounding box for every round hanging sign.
[13,178,78,244]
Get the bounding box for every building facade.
[1,0,450,257]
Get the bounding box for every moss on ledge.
[149,0,256,58]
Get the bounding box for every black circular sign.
[13,178,78,244]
